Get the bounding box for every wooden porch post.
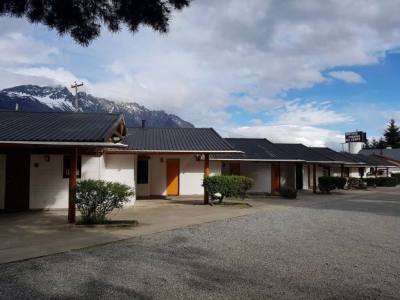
[68,147,78,223]
[313,163,317,194]
[204,153,210,205]
[340,164,344,178]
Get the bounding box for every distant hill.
[0,85,194,128]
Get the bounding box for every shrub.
[347,177,367,189]
[391,173,400,184]
[76,179,134,224]
[376,177,398,187]
[363,178,377,187]
[203,175,254,203]
[318,176,347,193]
[279,188,297,199]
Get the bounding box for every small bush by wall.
[203,175,254,203]
[76,179,134,224]
[391,173,400,184]
[347,177,367,189]
[318,176,347,193]
[279,188,297,199]
[363,177,398,187]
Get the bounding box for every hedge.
[363,177,398,187]
[347,177,367,189]
[391,173,400,184]
[279,188,297,199]
[203,175,254,203]
[76,179,134,224]
[318,176,347,193]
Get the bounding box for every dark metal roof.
[0,111,123,142]
[360,148,400,162]
[310,147,357,163]
[211,138,301,160]
[340,153,395,167]
[275,144,335,162]
[124,128,237,152]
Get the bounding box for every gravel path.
[1,191,400,299]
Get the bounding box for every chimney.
[141,120,146,128]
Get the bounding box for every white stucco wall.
[137,154,221,197]
[100,154,136,206]
[29,153,136,209]
[238,162,271,193]
[303,164,310,190]
[0,155,5,209]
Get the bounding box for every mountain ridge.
[0,85,194,128]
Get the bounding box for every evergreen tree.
[384,119,400,148]
[0,0,191,46]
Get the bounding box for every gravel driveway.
[1,189,400,299]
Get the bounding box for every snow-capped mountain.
[0,85,194,128]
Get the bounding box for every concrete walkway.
[1,188,396,264]
[0,196,273,264]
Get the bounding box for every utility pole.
[71,81,84,111]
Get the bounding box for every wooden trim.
[204,154,210,204]
[103,115,126,142]
[68,148,78,223]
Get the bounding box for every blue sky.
[1,0,400,148]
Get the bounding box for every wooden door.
[5,153,30,210]
[271,164,280,195]
[229,163,240,175]
[166,159,180,196]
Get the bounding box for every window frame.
[63,155,82,179]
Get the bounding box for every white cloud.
[10,67,87,88]
[275,100,352,126]
[2,1,400,144]
[223,124,344,149]
[328,70,366,83]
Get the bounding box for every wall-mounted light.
[34,162,39,168]
[44,155,50,162]
[160,157,164,163]
[194,154,204,161]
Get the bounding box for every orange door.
[167,159,180,196]
[271,164,280,195]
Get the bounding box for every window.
[137,158,149,184]
[322,166,330,176]
[344,167,350,177]
[63,155,82,178]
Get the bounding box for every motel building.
[0,111,240,222]
[212,138,395,194]
[0,111,396,222]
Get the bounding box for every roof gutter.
[105,149,243,154]
[211,158,305,162]
[0,141,128,148]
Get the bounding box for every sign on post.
[345,131,366,143]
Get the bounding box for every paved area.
[1,187,399,299]
[0,195,273,264]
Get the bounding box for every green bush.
[347,177,367,189]
[363,178,377,187]
[363,177,398,187]
[203,175,254,203]
[318,176,347,193]
[376,177,398,187]
[76,179,134,224]
[279,188,297,199]
[391,173,400,184]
